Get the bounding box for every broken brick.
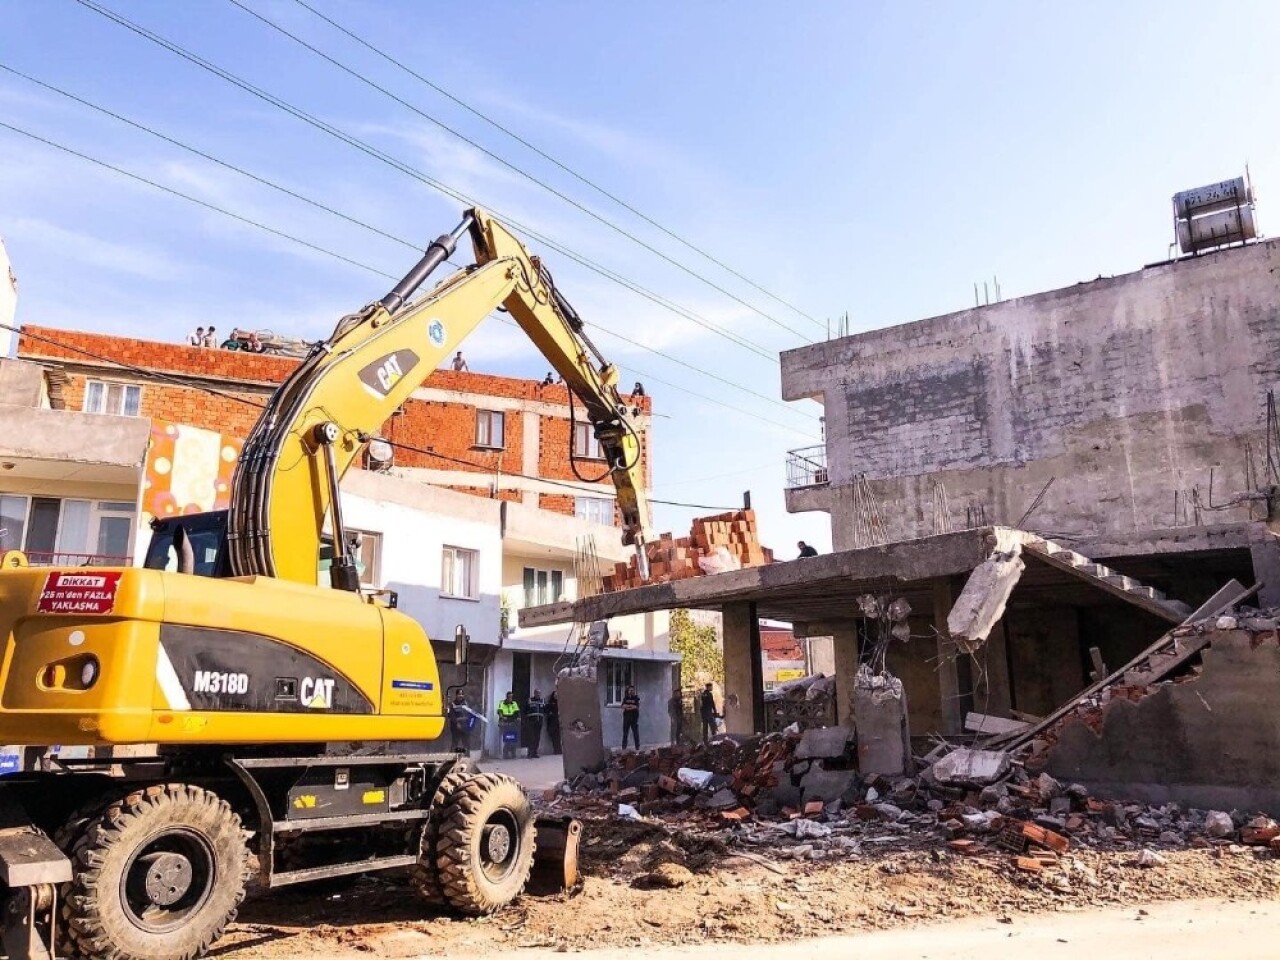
[804,800,824,816]
[720,807,752,822]
[1021,821,1071,854]
[1015,856,1044,873]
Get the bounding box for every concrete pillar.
[830,622,859,728]
[721,602,762,734]
[1251,538,1280,608]
[933,577,963,735]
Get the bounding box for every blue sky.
[2,0,1277,554]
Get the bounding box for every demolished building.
[523,233,1280,814]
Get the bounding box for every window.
[0,496,135,564]
[441,545,478,599]
[83,380,141,416]
[572,422,604,460]
[605,660,635,706]
[474,410,505,449]
[354,530,382,586]
[522,567,564,608]
[574,496,614,526]
[0,495,27,553]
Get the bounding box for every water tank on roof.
[1173,174,1258,255]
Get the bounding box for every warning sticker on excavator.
[36,572,122,615]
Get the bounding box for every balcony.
[785,445,829,489]
[22,552,133,568]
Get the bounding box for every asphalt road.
[493,898,1280,960]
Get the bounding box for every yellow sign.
[775,669,806,683]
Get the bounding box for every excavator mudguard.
[527,816,582,895]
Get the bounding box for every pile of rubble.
[540,730,1280,872]
[604,510,774,591]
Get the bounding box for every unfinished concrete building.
[523,235,1280,810]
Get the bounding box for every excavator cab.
[143,512,232,577]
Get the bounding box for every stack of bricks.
[603,509,774,592]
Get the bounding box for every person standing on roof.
[699,683,720,742]
[797,541,818,558]
[187,326,204,347]
[202,326,217,348]
[451,350,468,372]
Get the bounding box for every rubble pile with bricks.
[604,510,774,592]
[539,727,1280,871]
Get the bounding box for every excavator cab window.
[143,511,232,578]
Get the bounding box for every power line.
[289,0,823,331]
[0,121,392,280]
[0,123,812,435]
[71,0,784,364]
[227,0,816,343]
[0,69,814,427]
[1,321,737,511]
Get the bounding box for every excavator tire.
[435,773,535,916]
[408,766,470,905]
[60,784,248,960]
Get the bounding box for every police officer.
[699,683,720,743]
[545,692,562,755]
[448,690,472,754]
[497,691,520,759]
[525,689,546,759]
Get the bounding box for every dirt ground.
[222,816,1280,958]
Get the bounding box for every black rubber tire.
[408,766,470,906]
[61,784,248,960]
[436,773,535,916]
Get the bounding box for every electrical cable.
[288,0,824,330]
[228,0,816,342]
[0,86,816,425]
[4,319,742,509]
[70,0,786,364]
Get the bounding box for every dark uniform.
[545,693,561,754]
[699,686,719,743]
[524,692,545,759]
[621,687,641,750]
[448,694,472,753]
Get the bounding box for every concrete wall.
[781,240,1280,549]
[1045,625,1280,813]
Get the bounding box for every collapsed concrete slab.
[947,529,1025,652]
[1042,617,1280,814]
[793,724,852,760]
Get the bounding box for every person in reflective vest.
[497,692,521,759]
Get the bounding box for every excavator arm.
[228,209,652,589]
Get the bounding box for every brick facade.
[18,325,651,524]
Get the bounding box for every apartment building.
[6,326,672,755]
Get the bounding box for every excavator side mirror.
[454,624,470,666]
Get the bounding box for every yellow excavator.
[0,209,652,960]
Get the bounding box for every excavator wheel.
[60,784,248,960]
[408,765,470,906]
[434,773,536,916]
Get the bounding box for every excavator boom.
[229,208,652,588]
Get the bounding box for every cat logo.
[357,349,419,399]
[300,676,336,710]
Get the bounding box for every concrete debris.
[677,768,714,790]
[794,724,853,760]
[930,748,1012,786]
[1204,810,1234,838]
[947,530,1025,652]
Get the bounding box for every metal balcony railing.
[22,552,133,568]
[785,445,830,489]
